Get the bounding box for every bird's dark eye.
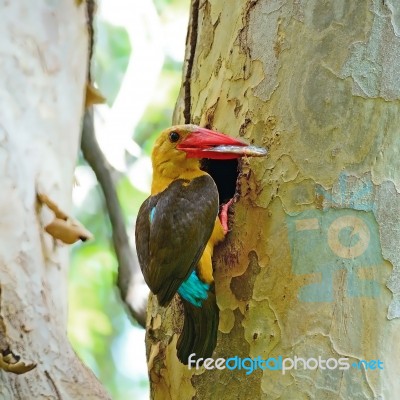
[169,131,180,143]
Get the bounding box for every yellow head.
[150,124,267,194]
[151,125,203,194]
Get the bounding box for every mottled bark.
[0,2,110,399]
[149,0,400,399]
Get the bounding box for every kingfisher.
[135,124,267,364]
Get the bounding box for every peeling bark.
[149,0,400,399]
[0,2,110,399]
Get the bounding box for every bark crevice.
[184,0,200,124]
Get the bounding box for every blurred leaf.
[85,83,107,108]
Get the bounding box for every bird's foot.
[219,198,234,235]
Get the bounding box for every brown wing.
[135,175,218,306]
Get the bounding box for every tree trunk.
[147,0,400,399]
[0,2,110,398]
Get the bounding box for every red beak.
[177,127,267,160]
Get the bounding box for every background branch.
[81,109,147,328]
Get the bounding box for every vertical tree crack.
[184,0,200,124]
[45,370,63,400]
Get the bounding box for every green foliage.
[94,21,131,106]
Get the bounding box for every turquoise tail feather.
[176,273,219,364]
[177,270,209,307]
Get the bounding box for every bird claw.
[219,198,234,235]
